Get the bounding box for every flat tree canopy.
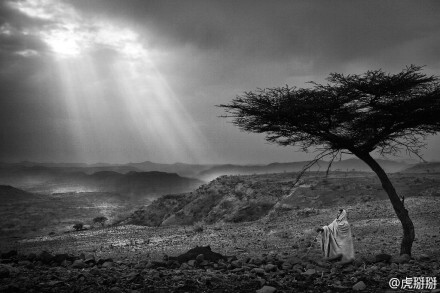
[219,65,440,255]
[93,216,108,227]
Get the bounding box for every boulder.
[196,254,204,263]
[109,287,122,293]
[97,258,113,266]
[256,286,276,293]
[0,265,10,278]
[391,254,411,264]
[264,264,277,272]
[102,261,114,268]
[53,254,69,264]
[375,253,392,263]
[84,256,96,265]
[175,246,225,263]
[72,260,87,269]
[38,251,54,264]
[251,268,266,275]
[352,281,366,291]
[90,267,100,275]
[302,268,316,276]
[251,258,264,266]
[286,256,302,265]
[417,254,430,261]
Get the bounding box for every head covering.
[321,209,355,262]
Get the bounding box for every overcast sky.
[1,0,440,164]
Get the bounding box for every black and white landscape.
[1,0,440,292]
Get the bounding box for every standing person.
[317,209,355,263]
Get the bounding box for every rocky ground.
[0,246,439,293]
[1,193,440,292]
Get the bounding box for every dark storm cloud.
[0,2,57,161]
[69,0,440,72]
[1,0,440,163]
[0,1,51,54]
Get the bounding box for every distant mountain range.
[0,165,203,197]
[401,162,440,173]
[195,158,412,181]
[1,159,436,196]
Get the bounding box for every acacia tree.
[93,216,108,227]
[73,222,83,231]
[219,65,440,255]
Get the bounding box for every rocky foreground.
[1,246,439,293]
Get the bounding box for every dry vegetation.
[1,171,439,292]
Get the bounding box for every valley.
[0,160,439,292]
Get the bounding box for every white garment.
[320,209,355,262]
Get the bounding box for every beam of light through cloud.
[6,0,217,163]
[114,59,215,163]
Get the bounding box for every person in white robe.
[317,209,355,263]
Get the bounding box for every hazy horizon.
[0,156,432,166]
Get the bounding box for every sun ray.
[8,0,217,163]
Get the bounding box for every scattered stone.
[342,265,355,272]
[361,255,375,264]
[302,268,316,275]
[375,253,392,263]
[72,259,87,269]
[97,258,113,266]
[281,262,292,270]
[292,264,303,273]
[90,267,100,275]
[286,256,302,265]
[352,281,366,291]
[196,254,204,263]
[101,261,113,268]
[84,254,95,263]
[18,260,31,267]
[232,267,244,273]
[391,254,411,264]
[252,258,263,266]
[109,286,122,293]
[353,258,364,267]
[256,285,276,293]
[199,260,209,267]
[47,281,62,286]
[0,265,10,278]
[175,246,225,263]
[417,254,430,261]
[251,268,265,275]
[264,264,277,272]
[38,251,53,264]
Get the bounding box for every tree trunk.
[356,152,415,255]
